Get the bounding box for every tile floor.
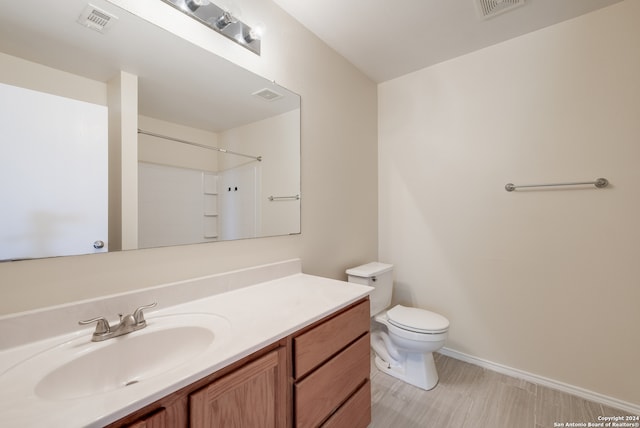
[369,353,636,428]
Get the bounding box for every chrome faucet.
[79,302,157,342]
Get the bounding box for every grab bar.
[505,178,609,192]
[268,194,300,201]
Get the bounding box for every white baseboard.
[439,347,640,416]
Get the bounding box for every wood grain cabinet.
[293,299,371,428]
[109,298,370,428]
[190,348,287,428]
[126,407,167,428]
[112,346,287,428]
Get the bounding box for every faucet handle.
[79,317,111,334]
[133,302,157,325]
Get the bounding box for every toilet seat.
[387,305,449,334]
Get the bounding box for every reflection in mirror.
[0,0,300,262]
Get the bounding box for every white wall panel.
[0,82,107,260]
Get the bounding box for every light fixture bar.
[159,0,261,55]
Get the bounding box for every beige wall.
[138,115,220,172]
[0,51,106,105]
[378,0,640,406]
[108,71,139,251]
[0,0,378,314]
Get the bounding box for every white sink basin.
[1,313,230,401]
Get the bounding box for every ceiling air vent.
[77,4,118,33]
[252,88,283,102]
[476,0,525,19]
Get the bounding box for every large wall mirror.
[0,0,301,262]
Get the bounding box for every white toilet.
[347,262,449,390]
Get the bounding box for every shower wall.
[137,110,299,245]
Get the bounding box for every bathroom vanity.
[0,260,372,427]
[110,299,370,427]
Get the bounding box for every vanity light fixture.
[243,21,265,44]
[184,0,210,12]
[214,11,235,30]
[160,0,262,55]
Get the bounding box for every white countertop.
[0,272,372,427]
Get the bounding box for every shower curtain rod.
[138,129,262,162]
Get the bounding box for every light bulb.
[245,21,266,43]
[216,0,242,19]
[184,0,210,12]
[214,11,236,30]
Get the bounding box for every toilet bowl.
[371,305,449,390]
[346,263,450,391]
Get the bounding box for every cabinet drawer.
[295,334,370,428]
[321,380,371,428]
[294,299,369,378]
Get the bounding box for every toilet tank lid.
[346,262,393,278]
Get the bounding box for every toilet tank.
[346,262,393,316]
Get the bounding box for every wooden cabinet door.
[126,407,167,428]
[190,348,286,428]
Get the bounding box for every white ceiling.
[0,0,625,125]
[272,0,624,83]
